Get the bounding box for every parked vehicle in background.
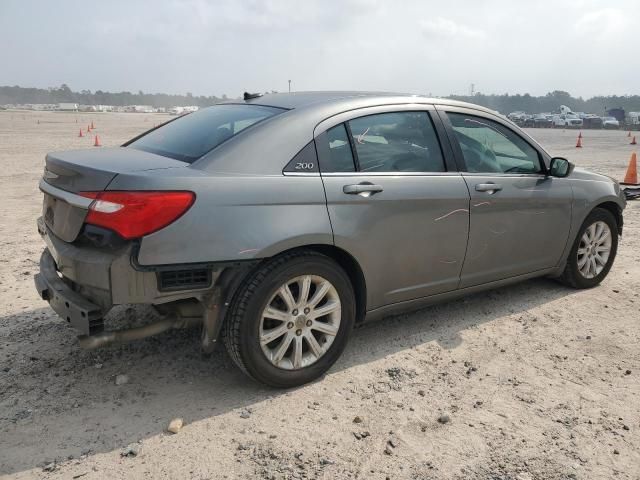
[33,92,626,387]
[626,112,640,129]
[583,115,603,129]
[603,117,620,129]
[565,114,583,128]
[553,114,583,128]
[507,111,526,123]
[534,114,553,128]
[607,108,625,124]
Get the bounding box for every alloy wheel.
[259,275,341,370]
[577,220,612,279]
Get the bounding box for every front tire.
[223,250,356,388]
[558,208,618,289]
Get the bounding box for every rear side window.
[348,112,445,173]
[126,104,284,163]
[315,124,357,172]
[317,111,446,173]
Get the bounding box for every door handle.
[475,183,502,194]
[343,183,384,197]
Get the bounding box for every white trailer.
[626,112,640,126]
[56,103,78,111]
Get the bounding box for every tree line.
[449,90,640,115]
[2,85,640,114]
[0,84,227,108]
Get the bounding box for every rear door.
[438,107,573,288]
[316,105,470,310]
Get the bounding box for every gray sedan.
[34,92,625,387]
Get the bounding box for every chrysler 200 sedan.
[34,92,625,387]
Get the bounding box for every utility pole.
[470,83,475,96]
[288,80,291,93]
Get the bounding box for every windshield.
[126,104,285,162]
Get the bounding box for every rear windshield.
[126,104,284,162]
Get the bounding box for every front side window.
[347,112,445,173]
[447,113,543,174]
[127,104,284,163]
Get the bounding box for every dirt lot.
[0,111,638,480]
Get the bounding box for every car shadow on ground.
[0,277,575,474]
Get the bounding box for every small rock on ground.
[120,443,140,457]
[438,414,451,424]
[167,418,183,434]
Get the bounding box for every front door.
[316,108,471,310]
[440,109,573,288]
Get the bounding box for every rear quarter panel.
[107,169,332,265]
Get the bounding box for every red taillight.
[79,191,195,240]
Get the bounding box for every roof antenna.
[244,92,262,101]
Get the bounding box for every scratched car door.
[316,107,471,310]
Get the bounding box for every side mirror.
[549,157,574,178]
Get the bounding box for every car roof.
[196,91,536,175]
[225,91,498,116]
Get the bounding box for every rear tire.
[558,208,618,289]
[223,250,355,388]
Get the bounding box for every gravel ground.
[0,111,638,479]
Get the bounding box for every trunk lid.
[41,147,188,242]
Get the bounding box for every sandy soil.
[0,111,638,480]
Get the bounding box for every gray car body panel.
[322,173,470,309]
[559,168,625,262]
[103,92,626,300]
[108,171,334,266]
[458,172,574,288]
[45,147,189,191]
[35,92,626,326]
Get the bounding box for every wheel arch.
[594,201,623,235]
[227,244,367,325]
[299,244,367,325]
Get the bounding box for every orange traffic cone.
[622,152,638,185]
[628,131,631,137]
[78,128,84,137]
[631,136,637,145]
[90,121,95,129]
[87,124,91,132]
[94,135,101,147]
[576,135,582,148]
[578,131,582,139]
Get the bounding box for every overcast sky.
[1,0,638,98]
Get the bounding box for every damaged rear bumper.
[33,217,224,340]
[34,249,103,336]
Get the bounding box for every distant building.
[56,103,78,111]
[169,106,199,115]
[125,105,154,113]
